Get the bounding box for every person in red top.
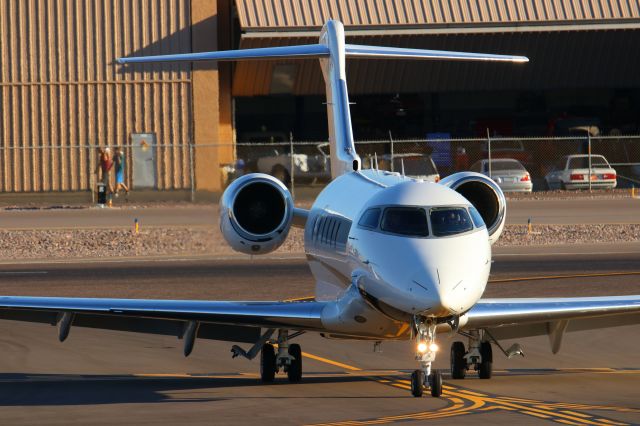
[95,147,114,195]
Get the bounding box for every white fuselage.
[305,169,491,335]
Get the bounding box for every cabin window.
[358,208,381,229]
[430,207,474,237]
[381,207,429,237]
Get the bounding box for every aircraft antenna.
[374,152,379,172]
[401,158,405,178]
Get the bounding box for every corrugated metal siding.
[235,0,640,29]
[233,30,640,96]
[0,0,193,192]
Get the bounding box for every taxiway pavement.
[0,248,639,425]
[0,197,637,230]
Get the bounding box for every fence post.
[389,130,394,172]
[289,132,295,199]
[486,128,492,179]
[588,132,592,192]
[189,142,195,202]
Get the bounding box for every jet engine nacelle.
[439,172,506,245]
[220,173,294,255]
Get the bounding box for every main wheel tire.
[410,370,424,397]
[430,370,443,397]
[260,343,277,382]
[478,341,493,379]
[287,343,302,383]
[450,341,467,379]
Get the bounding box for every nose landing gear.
[411,317,443,397]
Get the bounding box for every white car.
[255,143,330,185]
[470,158,532,192]
[544,154,617,190]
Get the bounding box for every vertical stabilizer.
[319,21,361,179]
[117,19,527,181]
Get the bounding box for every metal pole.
[189,142,195,202]
[588,132,592,192]
[389,130,394,172]
[487,128,492,179]
[289,132,295,200]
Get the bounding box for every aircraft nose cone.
[409,267,467,316]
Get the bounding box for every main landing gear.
[259,330,303,383]
[232,329,304,383]
[450,329,493,380]
[411,317,443,397]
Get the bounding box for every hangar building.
[1,1,639,193]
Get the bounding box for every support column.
[190,0,233,194]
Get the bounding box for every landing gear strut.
[449,330,493,380]
[258,329,303,383]
[411,317,443,397]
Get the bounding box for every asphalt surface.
[0,196,638,230]
[0,249,639,425]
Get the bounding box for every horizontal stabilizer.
[117,44,527,65]
[117,44,330,64]
[345,44,528,63]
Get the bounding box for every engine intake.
[439,172,506,244]
[220,173,294,255]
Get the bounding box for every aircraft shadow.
[0,373,395,407]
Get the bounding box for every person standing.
[95,147,114,195]
[114,146,129,198]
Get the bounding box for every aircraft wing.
[462,295,640,352]
[0,296,327,344]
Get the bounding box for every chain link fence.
[231,135,640,193]
[1,136,639,198]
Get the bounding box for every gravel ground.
[0,223,638,261]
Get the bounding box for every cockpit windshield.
[381,207,429,237]
[430,207,474,237]
[358,205,480,238]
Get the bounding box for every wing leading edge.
[0,296,327,344]
[461,295,640,352]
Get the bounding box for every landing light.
[417,342,439,353]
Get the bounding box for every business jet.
[1,20,639,398]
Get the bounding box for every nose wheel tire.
[429,370,443,397]
[450,341,467,379]
[411,370,425,397]
[260,343,277,382]
[287,343,303,383]
[478,341,493,379]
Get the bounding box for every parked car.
[481,139,533,166]
[255,142,330,185]
[370,153,440,182]
[544,154,617,190]
[470,158,532,192]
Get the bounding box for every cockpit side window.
[468,206,486,228]
[358,208,381,229]
[430,207,474,237]
[381,207,429,237]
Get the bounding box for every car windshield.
[484,160,525,172]
[430,208,474,237]
[392,156,437,176]
[568,156,609,169]
[381,207,429,237]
